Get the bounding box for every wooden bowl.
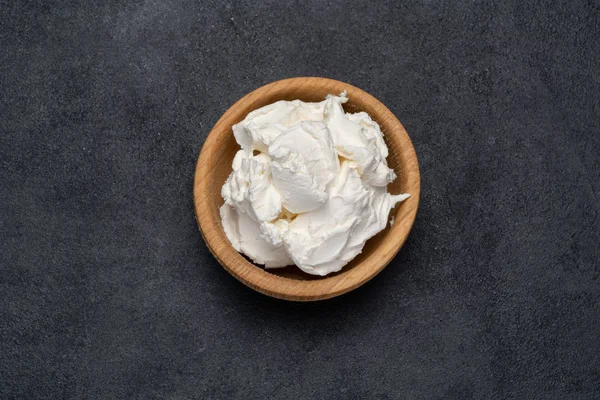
[194,77,420,301]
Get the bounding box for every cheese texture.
[220,92,410,276]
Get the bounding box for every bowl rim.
[194,77,420,301]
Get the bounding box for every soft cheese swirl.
[220,92,409,276]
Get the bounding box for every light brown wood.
[194,77,420,301]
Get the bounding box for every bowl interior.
[195,77,419,300]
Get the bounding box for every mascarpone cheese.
[220,92,409,276]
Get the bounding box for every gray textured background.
[1,0,599,399]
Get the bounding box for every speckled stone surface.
[1,1,599,398]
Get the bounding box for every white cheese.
[220,92,409,276]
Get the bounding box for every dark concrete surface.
[1,1,599,398]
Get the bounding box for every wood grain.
[194,77,420,301]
